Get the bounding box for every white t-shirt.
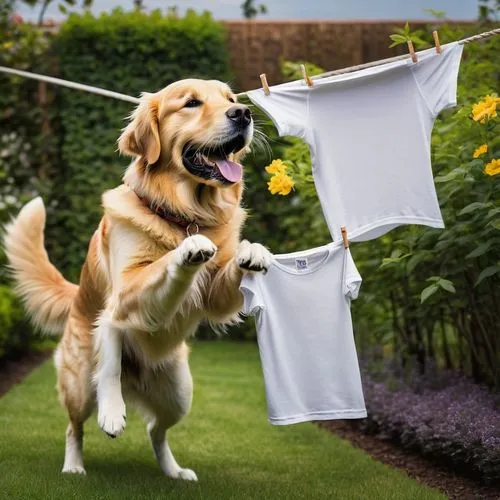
[240,242,367,425]
[247,42,464,242]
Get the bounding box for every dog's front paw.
[177,234,217,266]
[98,395,126,438]
[237,240,272,273]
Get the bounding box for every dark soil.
[0,350,52,398]
[320,420,500,500]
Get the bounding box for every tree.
[241,0,267,20]
[19,0,93,25]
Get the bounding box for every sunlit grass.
[0,340,444,499]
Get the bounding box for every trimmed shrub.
[0,9,54,360]
[360,368,500,484]
[0,285,30,359]
[50,8,232,281]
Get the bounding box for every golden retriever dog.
[3,79,271,480]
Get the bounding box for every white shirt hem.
[348,215,444,242]
[269,409,367,426]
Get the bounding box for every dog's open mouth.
[182,135,246,184]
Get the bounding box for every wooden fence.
[223,21,472,92]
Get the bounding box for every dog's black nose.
[226,105,252,128]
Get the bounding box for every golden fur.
[3,79,271,479]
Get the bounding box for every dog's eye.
[228,97,236,103]
[184,99,202,108]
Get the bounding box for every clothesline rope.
[291,26,500,83]
[0,65,141,104]
[0,28,498,104]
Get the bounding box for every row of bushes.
[0,4,56,359]
[359,364,500,484]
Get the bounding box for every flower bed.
[359,368,500,484]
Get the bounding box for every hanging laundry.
[240,242,366,425]
[247,42,464,242]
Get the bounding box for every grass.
[0,340,444,500]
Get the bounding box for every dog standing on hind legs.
[3,79,272,480]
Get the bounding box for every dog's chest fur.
[90,184,245,362]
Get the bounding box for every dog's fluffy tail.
[3,197,78,336]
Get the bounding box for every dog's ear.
[118,93,161,165]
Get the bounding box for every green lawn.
[0,341,444,500]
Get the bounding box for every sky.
[17,0,480,22]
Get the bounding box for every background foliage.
[244,24,500,388]
[0,4,55,359]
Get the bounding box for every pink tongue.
[215,159,243,183]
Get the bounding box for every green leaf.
[466,241,494,259]
[459,202,492,216]
[421,284,439,303]
[389,34,407,43]
[426,276,441,283]
[434,168,466,183]
[58,3,68,13]
[475,266,500,286]
[380,253,411,269]
[437,279,456,294]
[488,219,500,230]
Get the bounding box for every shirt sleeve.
[239,273,264,316]
[246,82,309,139]
[411,42,463,116]
[343,249,362,300]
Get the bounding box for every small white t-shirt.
[240,242,367,425]
[247,42,464,242]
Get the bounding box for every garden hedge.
[49,9,233,281]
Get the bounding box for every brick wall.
[223,21,472,92]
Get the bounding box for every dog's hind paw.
[167,468,198,481]
[237,240,272,273]
[177,234,217,266]
[62,465,86,475]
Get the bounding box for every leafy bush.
[257,25,500,388]
[360,367,500,484]
[0,7,53,360]
[49,8,232,281]
[0,11,55,228]
[0,285,30,359]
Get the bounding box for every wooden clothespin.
[407,40,418,63]
[260,73,270,96]
[300,64,314,88]
[341,226,349,249]
[432,30,442,54]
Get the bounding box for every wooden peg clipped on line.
[260,73,270,96]
[407,40,418,63]
[341,226,349,249]
[432,30,442,54]
[300,64,314,88]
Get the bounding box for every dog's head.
[118,79,252,187]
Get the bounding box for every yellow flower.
[484,159,500,177]
[473,143,488,158]
[471,95,500,123]
[265,159,287,176]
[2,42,13,50]
[267,173,295,195]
